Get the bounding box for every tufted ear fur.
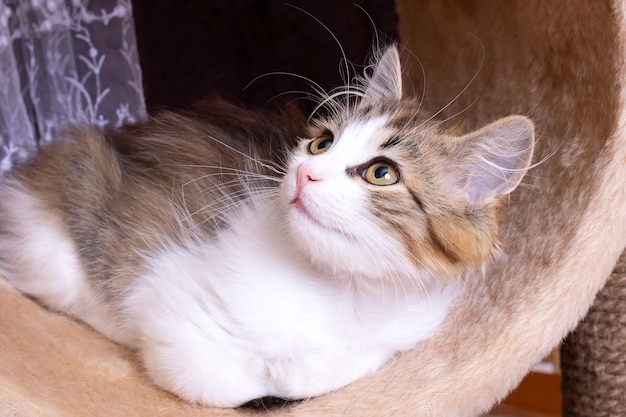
[446,115,535,206]
[362,46,403,104]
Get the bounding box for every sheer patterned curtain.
[0,0,146,172]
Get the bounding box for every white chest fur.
[122,199,459,406]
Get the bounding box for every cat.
[0,46,534,407]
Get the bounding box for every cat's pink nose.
[296,164,322,195]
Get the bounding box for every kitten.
[0,46,534,407]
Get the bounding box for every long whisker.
[197,134,286,177]
[415,34,485,130]
[286,4,350,86]
[398,44,428,114]
[181,169,283,188]
[262,90,327,108]
[243,71,329,101]
[309,88,366,122]
[437,96,480,126]
[353,3,380,49]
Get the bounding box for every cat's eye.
[308,131,334,155]
[364,161,400,186]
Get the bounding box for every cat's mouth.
[290,197,319,224]
[290,197,337,233]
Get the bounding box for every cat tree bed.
[1,0,626,416]
[561,251,626,416]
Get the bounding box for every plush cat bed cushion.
[2,0,626,416]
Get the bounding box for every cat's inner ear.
[446,115,535,206]
[362,46,403,104]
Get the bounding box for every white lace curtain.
[0,0,146,172]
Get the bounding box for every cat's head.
[280,46,534,283]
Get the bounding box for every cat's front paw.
[265,349,389,401]
[140,332,269,407]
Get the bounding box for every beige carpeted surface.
[561,250,626,416]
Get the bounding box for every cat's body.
[0,47,534,407]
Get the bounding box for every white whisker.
[286,4,350,86]
[415,34,485,130]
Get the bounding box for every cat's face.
[280,47,535,282]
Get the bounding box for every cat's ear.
[446,115,535,206]
[362,46,403,104]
